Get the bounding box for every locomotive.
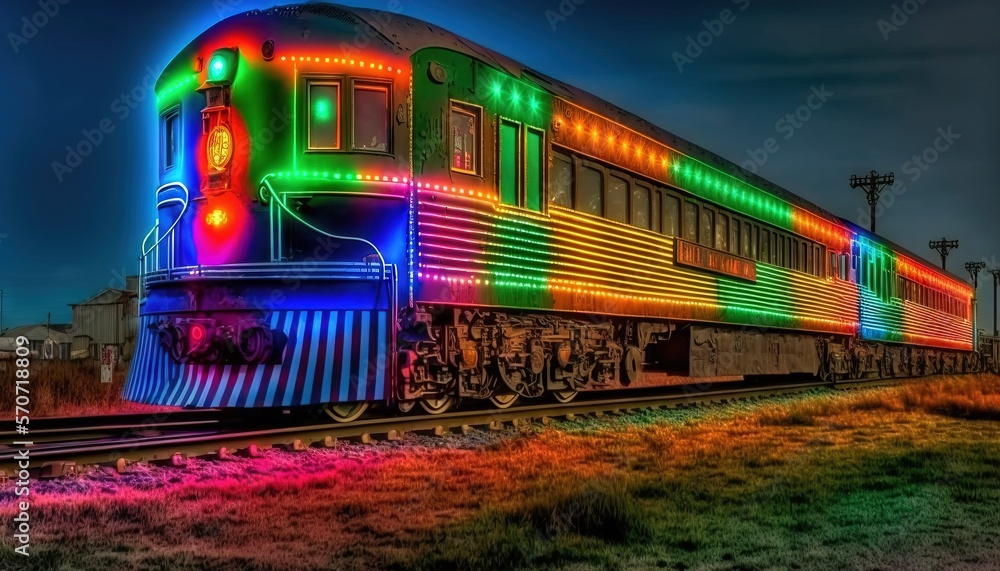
[125,3,978,421]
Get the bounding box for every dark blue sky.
[1,0,997,330]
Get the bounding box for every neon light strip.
[272,171,409,183]
[156,75,197,104]
[416,271,853,331]
[278,55,404,75]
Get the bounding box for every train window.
[161,107,179,171]
[717,213,729,251]
[651,190,661,233]
[499,119,521,206]
[760,229,771,262]
[549,151,573,208]
[742,222,756,258]
[353,83,390,152]
[699,207,714,248]
[526,128,544,212]
[792,239,799,270]
[750,224,759,259]
[451,102,481,175]
[632,183,651,229]
[664,194,681,236]
[683,201,698,242]
[802,242,809,274]
[607,175,628,224]
[776,233,784,266]
[730,216,741,255]
[308,81,340,149]
[577,165,603,216]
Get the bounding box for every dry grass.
[0,360,175,418]
[2,374,1000,570]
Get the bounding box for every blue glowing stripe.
[123,310,390,408]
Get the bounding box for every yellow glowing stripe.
[419,214,680,279]
[279,55,405,75]
[550,206,674,247]
[419,270,858,331]
[420,189,682,257]
[420,227,717,295]
[418,265,720,303]
[418,206,678,275]
[415,271,854,331]
[421,242,720,298]
[420,190,678,250]
[417,198,554,240]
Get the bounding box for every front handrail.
[260,175,388,281]
[138,182,189,301]
[143,182,190,257]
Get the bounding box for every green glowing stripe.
[155,75,196,105]
[671,157,793,230]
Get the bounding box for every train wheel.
[489,392,519,409]
[323,402,369,423]
[420,395,455,415]
[552,388,578,403]
[397,400,418,414]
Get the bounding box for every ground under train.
[124,2,983,421]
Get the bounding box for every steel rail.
[0,377,921,476]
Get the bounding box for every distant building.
[69,284,139,360]
[0,324,73,359]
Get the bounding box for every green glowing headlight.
[205,48,238,85]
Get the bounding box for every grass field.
[2,375,1000,570]
[0,360,175,419]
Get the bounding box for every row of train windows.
[899,277,968,318]
[548,149,826,278]
[848,253,967,318]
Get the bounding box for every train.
[124,2,982,421]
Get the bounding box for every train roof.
[243,2,971,289]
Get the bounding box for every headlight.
[205,48,238,85]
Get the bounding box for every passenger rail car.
[125,3,980,420]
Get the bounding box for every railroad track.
[0,376,917,477]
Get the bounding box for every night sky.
[0,0,997,330]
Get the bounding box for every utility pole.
[967,261,986,349]
[849,170,895,234]
[989,269,1000,337]
[929,238,960,271]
